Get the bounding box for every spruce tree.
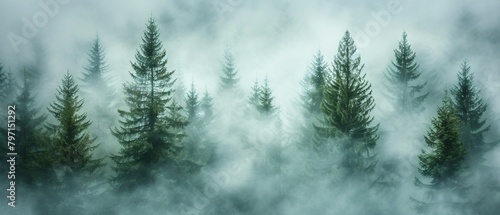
[15,69,49,187]
[316,30,378,177]
[81,35,116,116]
[385,32,427,112]
[451,60,493,163]
[44,72,104,214]
[219,49,240,92]
[248,78,261,111]
[111,18,189,192]
[413,93,468,214]
[300,50,327,114]
[258,76,278,116]
[183,84,215,166]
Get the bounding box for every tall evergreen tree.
[15,69,49,187]
[183,84,215,166]
[248,78,261,110]
[315,31,378,177]
[81,35,116,114]
[413,93,468,214]
[385,32,427,112]
[219,49,240,92]
[258,76,278,116]
[44,72,105,214]
[300,50,327,114]
[111,18,189,192]
[451,60,493,163]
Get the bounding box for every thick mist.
[1,0,499,214]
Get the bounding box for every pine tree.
[183,84,215,166]
[111,18,189,192]
[385,32,427,112]
[248,78,261,110]
[300,50,327,114]
[315,30,378,177]
[81,35,116,115]
[413,93,468,214]
[219,49,240,92]
[200,89,214,124]
[185,81,200,122]
[258,76,278,116]
[15,69,49,187]
[43,72,104,214]
[451,60,493,163]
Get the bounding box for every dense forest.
[1,1,500,215]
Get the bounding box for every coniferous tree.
[300,50,327,115]
[44,72,105,214]
[451,60,499,214]
[451,60,493,163]
[413,93,468,214]
[258,76,278,117]
[15,69,49,187]
[183,84,215,166]
[111,18,189,192]
[248,78,261,111]
[81,36,116,115]
[315,30,378,177]
[385,32,427,112]
[219,49,240,92]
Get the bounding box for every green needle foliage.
[316,30,378,177]
[385,32,427,113]
[414,93,468,214]
[451,60,493,163]
[111,17,189,192]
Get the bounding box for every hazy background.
[1,0,499,214]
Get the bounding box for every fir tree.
[300,50,327,114]
[219,49,240,92]
[315,30,378,177]
[248,78,261,111]
[111,18,189,192]
[183,84,215,166]
[44,72,104,214]
[185,81,200,122]
[451,60,493,163]
[413,93,468,214]
[258,76,278,116]
[81,35,116,115]
[385,32,427,112]
[15,69,49,187]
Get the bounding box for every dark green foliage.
[413,93,468,214]
[385,32,427,112]
[111,18,189,192]
[15,69,49,187]
[451,60,493,163]
[45,72,104,184]
[300,50,327,115]
[315,31,378,176]
[219,49,240,92]
[43,72,104,215]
